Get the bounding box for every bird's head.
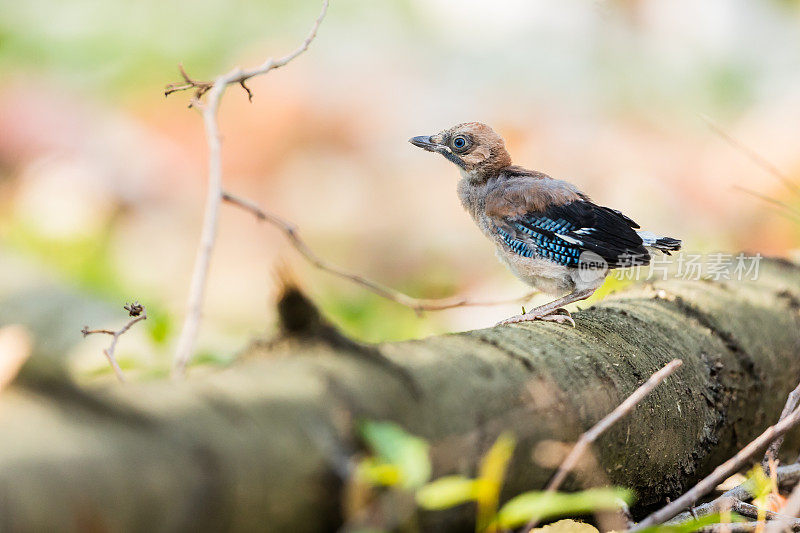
[409,122,512,182]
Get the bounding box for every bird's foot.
[495,308,575,327]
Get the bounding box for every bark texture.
[1,259,800,532]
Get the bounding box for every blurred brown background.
[1,0,798,377]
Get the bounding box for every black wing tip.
[653,237,682,253]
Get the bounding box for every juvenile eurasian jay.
[410,122,681,326]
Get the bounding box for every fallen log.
[1,259,799,532]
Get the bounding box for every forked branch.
[763,382,800,469]
[82,303,147,383]
[171,1,330,377]
[165,2,330,106]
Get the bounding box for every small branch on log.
[633,382,800,530]
[545,359,683,492]
[170,1,330,378]
[81,303,147,383]
[764,382,800,469]
[669,464,800,525]
[701,521,800,533]
[723,498,799,523]
[221,191,538,313]
[523,359,683,532]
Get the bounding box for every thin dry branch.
[165,2,329,105]
[633,389,800,530]
[170,1,330,377]
[701,114,800,195]
[702,521,800,533]
[221,191,538,313]
[81,303,147,383]
[724,498,800,524]
[522,359,683,532]
[764,382,800,469]
[682,494,800,528]
[668,464,800,525]
[545,359,683,492]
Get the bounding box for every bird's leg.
[496,288,596,327]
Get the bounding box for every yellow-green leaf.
[634,512,745,533]
[478,432,516,486]
[746,465,772,501]
[416,476,481,510]
[356,458,403,487]
[358,421,431,489]
[476,432,516,533]
[495,487,634,529]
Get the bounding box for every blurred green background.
[1,0,798,379]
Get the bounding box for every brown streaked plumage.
[485,177,587,218]
[410,122,681,327]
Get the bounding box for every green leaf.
[358,420,431,489]
[476,432,516,532]
[478,432,516,488]
[634,512,745,533]
[356,458,403,487]
[747,465,773,499]
[416,476,481,510]
[495,487,634,529]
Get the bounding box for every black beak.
[409,135,438,151]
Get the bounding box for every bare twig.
[171,1,330,377]
[164,64,212,105]
[82,303,147,383]
[165,2,329,105]
[722,498,798,523]
[669,464,800,525]
[633,396,800,529]
[701,521,800,533]
[764,382,800,469]
[701,114,800,195]
[222,191,538,313]
[522,359,683,532]
[545,359,683,492]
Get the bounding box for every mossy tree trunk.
[1,259,800,532]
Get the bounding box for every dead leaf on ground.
[531,519,599,533]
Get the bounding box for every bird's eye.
[452,135,469,151]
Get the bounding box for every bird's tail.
[637,231,682,255]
